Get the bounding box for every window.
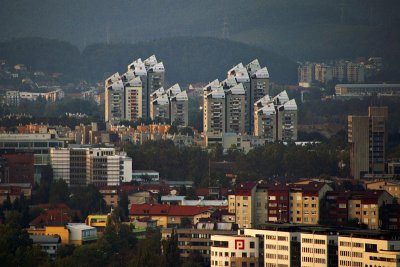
[250,242,255,248]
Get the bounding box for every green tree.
[49,179,70,204]
[161,233,180,267]
[69,185,106,219]
[117,192,129,222]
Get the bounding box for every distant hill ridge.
[0,36,298,84]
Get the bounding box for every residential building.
[382,204,400,230]
[254,96,276,141]
[348,106,388,179]
[99,186,119,207]
[124,76,143,121]
[66,223,97,245]
[298,62,314,87]
[346,62,365,83]
[211,235,259,267]
[161,222,237,266]
[30,235,61,259]
[314,63,333,84]
[204,87,226,135]
[289,182,332,225]
[228,182,257,228]
[365,180,400,200]
[325,190,394,229]
[129,204,215,228]
[105,55,166,124]
[254,91,298,142]
[335,83,400,98]
[85,214,109,234]
[105,77,124,125]
[149,84,189,126]
[4,90,20,106]
[225,83,246,134]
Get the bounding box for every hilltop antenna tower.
[340,0,346,25]
[222,16,230,39]
[106,24,110,45]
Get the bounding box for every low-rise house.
[129,204,216,228]
[85,214,110,234]
[66,223,97,245]
[30,235,61,259]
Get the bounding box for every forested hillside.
[0,37,298,84]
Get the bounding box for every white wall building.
[50,147,132,187]
[211,235,259,267]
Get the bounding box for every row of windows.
[211,260,255,267]
[339,242,363,248]
[339,260,362,267]
[340,251,363,258]
[302,247,326,254]
[302,257,325,264]
[266,235,288,241]
[302,238,325,245]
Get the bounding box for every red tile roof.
[29,209,72,227]
[129,204,212,217]
[234,182,257,196]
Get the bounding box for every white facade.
[338,236,400,267]
[243,228,300,267]
[211,235,259,267]
[300,232,338,267]
[50,147,132,187]
[66,223,97,244]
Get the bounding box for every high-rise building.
[149,84,189,126]
[346,62,365,83]
[348,106,388,179]
[225,84,246,134]
[204,87,226,135]
[254,95,276,141]
[315,63,333,84]
[298,62,315,87]
[124,76,143,121]
[105,55,165,124]
[254,91,298,142]
[105,75,124,125]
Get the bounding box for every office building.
[211,235,259,267]
[161,222,237,266]
[338,233,400,267]
[348,106,388,179]
[50,147,132,187]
